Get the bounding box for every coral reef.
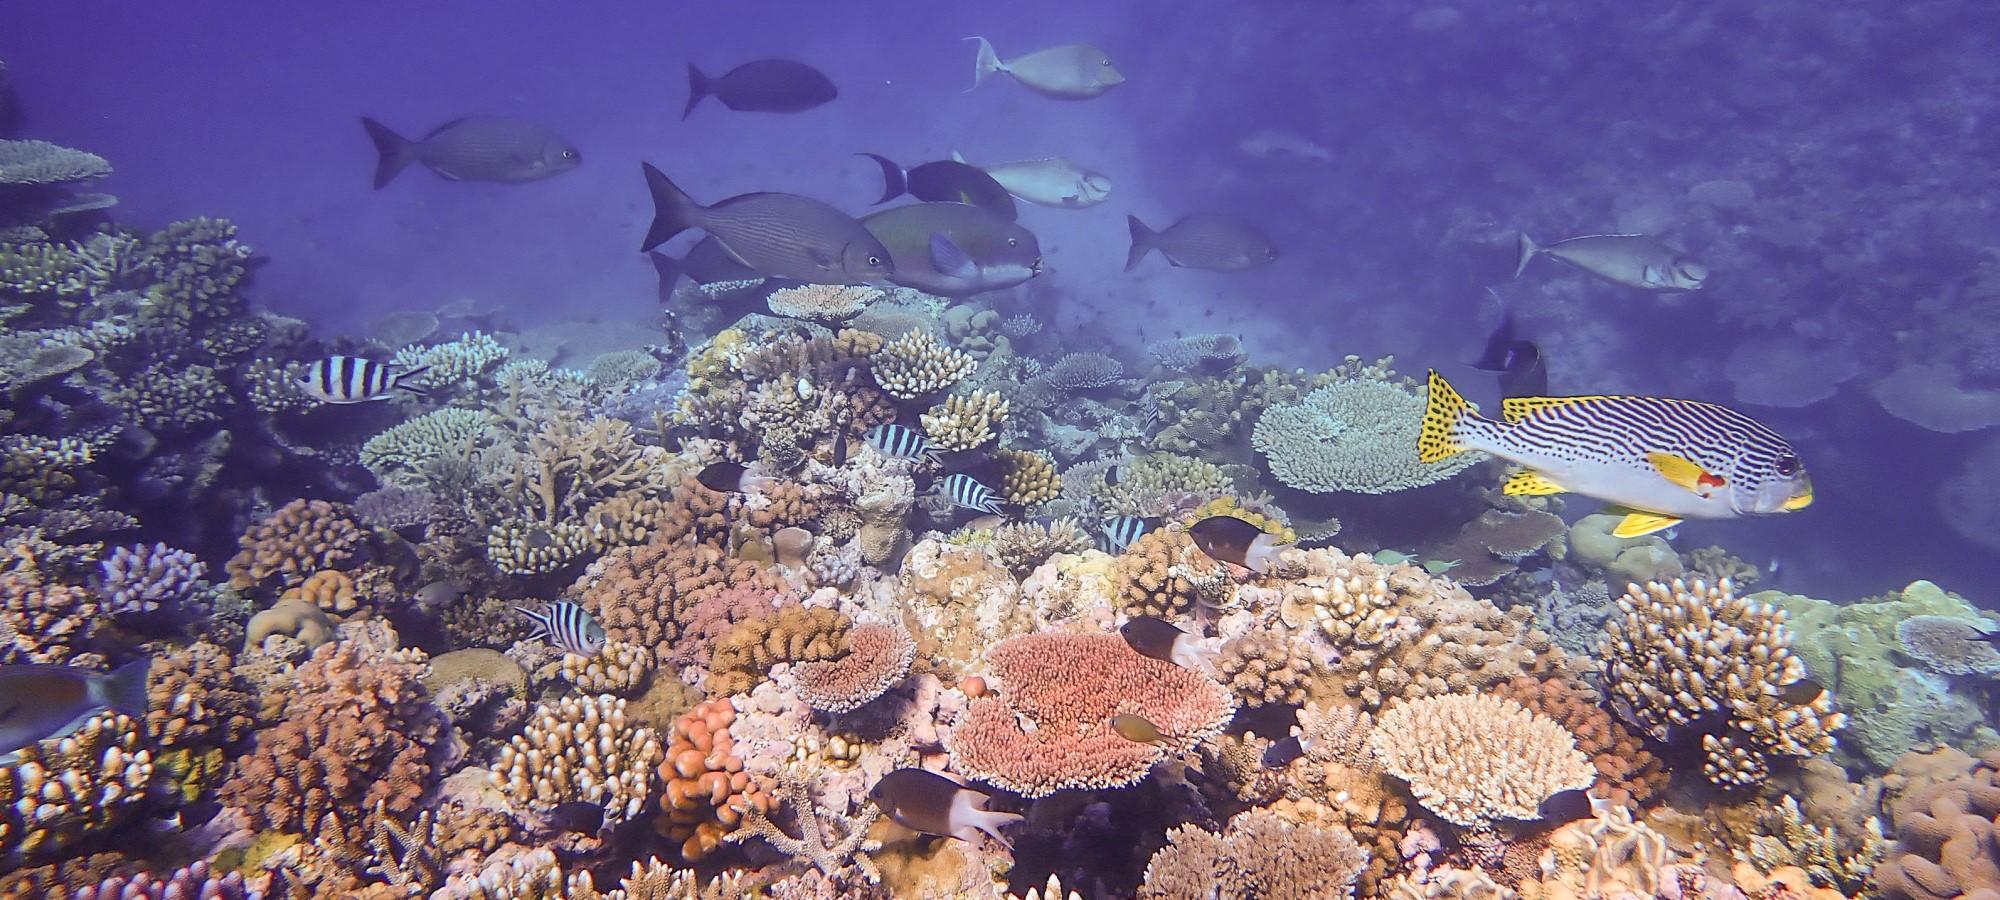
[1253,364,1478,494]
[1139,808,1367,899]
[921,389,1010,452]
[767,284,881,322]
[495,693,663,828]
[659,697,773,860]
[223,499,363,591]
[790,621,918,713]
[1369,692,1596,827]
[994,448,1061,506]
[872,330,975,399]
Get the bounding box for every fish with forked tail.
[1514,232,1707,292]
[684,59,836,118]
[638,163,892,285]
[951,152,1111,209]
[0,659,151,764]
[870,768,1022,850]
[1126,214,1277,272]
[360,116,579,189]
[860,154,1017,221]
[967,37,1125,99]
[1418,370,1813,538]
[1186,515,1291,575]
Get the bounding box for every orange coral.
[791,622,918,713]
[704,606,850,696]
[658,697,773,861]
[225,499,363,591]
[1490,675,1668,808]
[145,641,256,751]
[279,569,358,615]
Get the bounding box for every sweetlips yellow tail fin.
[1503,470,1565,496]
[1419,370,1478,463]
[1610,510,1683,538]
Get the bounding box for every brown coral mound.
[218,641,447,847]
[575,536,784,668]
[145,641,256,751]
[659,697,773,861]
[946,631,1236,797]
[1139,807,1368,900]
[1112,528,1212,618]
[1216,628,1314,707]
[1877,748,2000,900]
[791,622,917,713]
[0,713,154,859]
[225,499,364,590]
[1490,676,1668,808]
[705,606,851,696]
[995,448,1061,506]
[0,557,103,664]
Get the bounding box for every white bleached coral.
[493,693,663,828]
[360,408,498,486]
[1367,692,1595,827]
[392,330,510,392]
[0,139,112,185]
[871,330,975,399]
[1253,375,1479,494]
[766,283,881,322]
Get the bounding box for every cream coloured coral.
[766,284,881,322]
[493,694,664,828]
[1368,693,1595,827]
[921,389,1010,452]
[1253,375,1478,494]
[871,330,975,399]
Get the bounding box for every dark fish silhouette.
[360,117,579,189]
[1776,677,1826,706]
[1966,628,2000,645]
[640,163,892,285]
[1119,615,1200,668]
[861,202,1040,297]
[1261,735,1310,769]
[649,237,764,300]
[860,155,1017,221]
[696,460,774,494]
[1471,313,1547,398]
[1125,214,1277,272]
[1187,515,1289,575]
[684,59,837,118]
[1537,788,1599,823]
[869,768,1022,850]
[547,801,607,835]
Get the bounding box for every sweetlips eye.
[1775,453,1801,477]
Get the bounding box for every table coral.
[791,621,918,713]
[494,693,663,829]
[0,139,111,185]
[945,631,1236,797]
[1599,579,1844,788]
[1138,807,1367,900]
[1252,373,1478,494]
[1369,692,1595,828]
[224,498,363,591]
[0,713,153,859]
[217,641,447,848]
[767,283,881,322]
[1148,333,1246,372]
[360,408,498,487]
[1896,614,2000,676]
[921,389,1010,452]
[871,330,975,399]
[1040,352,1124,392]
[660,696,774,861]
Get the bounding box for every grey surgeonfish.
[639,163,893,285]
[1514,232,1707,291]
[649,236,764,299]
[298,356,430,403]
[0,659,151,764]
[967,37,1125,99]
[860,155,1017,221]
[684,59,837,118]
[1125,214,1278,272]
[514,601,606,656]
[360,117,580,189]
[869,768,1022,850]
[951,152,1111,209]
[862,202,1041,297]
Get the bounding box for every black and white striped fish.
[865,424,940,463]
[1098,515,1151,554]
[940,473,1004,515]
[1419,370,1813,539]
[297,356,430,403]
[514,601,606,656]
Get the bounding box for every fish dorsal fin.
[1500,394,1613,423]
[1645,451,1724,494]
[1611,510,1683,538]
[422,117,471,140]
[1503,469,1566,496]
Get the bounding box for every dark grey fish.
[649,237,765,300]
[696,460,774,494]
[1119,615,1201,667]
[1537,788,1599,823]
[861,155,1017,221]
[0,659,151,764]
[1776,677,1825,706]
[1471,313,1547,399]
[514,601,605,656]
[1124,213,1278,272]
[1261,735,1311,768]
[360,117,580,189]
[869,768,1021,849]
[298,356,430,403]
[861,202,1041,298]
[684,59,837,118]
[639,163,893,285]
[548,801,606,835]
[1187,516,1289,575]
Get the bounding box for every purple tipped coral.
[98,542,206,617]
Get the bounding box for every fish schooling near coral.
[639,163,893,285]
[1420,370,1814,537]
[861,202,1042,297]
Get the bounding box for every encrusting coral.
[1368,692,1596,828]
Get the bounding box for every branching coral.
[1369,692,1594,828]
[0,713,153,859]
[995,448,1061,506]
[1111,527,1213,618]
[224,498,363,591]
[988,517,1093,576]
[1734,794,1883,895]
[723,769,882,885]
[1599,579,1844,788]
[98,542,204,617]
[920,390,1010,452]
[1253,371,1478,494]
[1148,333,1246,373]
[360,408,497,487]
[1040,352,1124,392]
[145,640,256,754]
[559,639,653,695]
[705,605,851,696]
[575,534,783,668]
[871,330,975,399]
[139,218,254,325]
[1140,807,1367,900]
[1489,676,1667,808]
[391,330,509,393]
[790,621,918,713]
[1216,627,1314,707]
[494,693,663,828]
[946,631,1236,797]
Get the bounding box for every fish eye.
[1006,237,1018,246]
[562,149,578,160]
[868,255,883,266]
[1775,454,1801,477]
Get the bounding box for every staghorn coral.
[1139,807,1368,900]
[789,621,918,713]
[871,330,975,399]
[1734,794,1883,895]
[1896,614,2000,676]
[921,389,1010,452]
[1599,579,1844,788]
[723,768,882,885]
[1216,627,1314,707]
[97,542,204,617]
[1369,692,1595,828]
[391,330,509,393]
[1253,370,1479,494]
[224,498,363,591]
[995,448,1061,506]
[660,696,774,861]
[1489,676,1668,808]
[104,362,231,432]
[945,631,1236,797]
[1148,333,1246,372]
[767,283,882,322]
[0,713,154,859]
[1040,352,1124,392]
[360,408,498,488]
[217,641,447,848]
[705,605,851,696]
[559,639,652,695]
[494,693,663,829]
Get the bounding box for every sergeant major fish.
[951,152,1111,209]
[298,356,431,403]
[861,202,1041,298]
[865,424,942,463]
[639,163,893,285]
[514,601,606,657]
[1126,213,1278,272]
[1419,370,1813,538]
[941,473,1005,515]
[360,116,580,190]
[1097,515,1151,554]
[967,37,1125,99]
[1514,232,1707,292]
[0,659,151,764]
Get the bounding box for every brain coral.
[1368,692,1595,828]
[946,631,1236,797]
[1876,747,2000,900]
[1253,377,1478,494]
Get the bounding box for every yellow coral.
[705,607,851,696]
[1188,496,1296,544]
[996,448,1061,505]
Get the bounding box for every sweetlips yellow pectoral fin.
[1610,510,1683,538]
[1503,470,1566,496]
[1645,451,1723,494]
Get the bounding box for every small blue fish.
[515,601,606,656]
[0,659,151,764]
[941,473,1004,515]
